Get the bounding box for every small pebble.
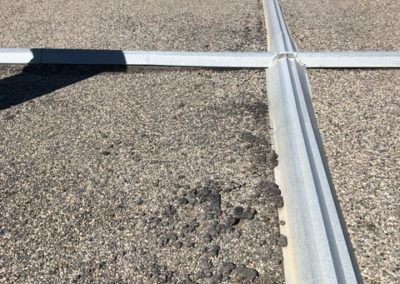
[221,262,236,276]
[277,235,288,247]
[233,266,259,281]
[203,234,212,243]
[208,245,220,257]
[200,258,213,270]
[226,216,240,227]
[163,205,177,217]
[233,206,256,220]
[275,196,284,208]
[178,197,189,205]
[186,191,197,205]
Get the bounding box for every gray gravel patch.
[0,66,284,283]
[281,0,400,51]
[309,69,400,284]
[0,0,267,51]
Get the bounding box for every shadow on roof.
[0,49,127,110]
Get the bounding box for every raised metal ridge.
[263,0,359,283]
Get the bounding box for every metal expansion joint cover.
[263,0,360,283]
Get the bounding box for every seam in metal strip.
[263,0,359,283]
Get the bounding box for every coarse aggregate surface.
[0,66,284,283]
[281,0,400,51]
[309,69,400,284]
[0,0,267,51]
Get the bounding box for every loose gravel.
[309,69,400,284]
[0,66,284,283]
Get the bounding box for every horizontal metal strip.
[1,48,399,69]
[0,48,275,68]
[297,51,400,68]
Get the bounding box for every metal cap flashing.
[263,0,359,283]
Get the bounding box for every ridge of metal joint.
[267,56,358,284]
[263,0,297,52]
[263,0,359,283]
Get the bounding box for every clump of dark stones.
[138,178,284,283]
[233,206,256,220]
[206,244,220,257]
[233,265,259,282]
[149,264,176,283]
[163,204,177,217]
[274,196,284,208]
[182,220,200,235]
[185,189,197,205]
[158,232,178,247]
[226,216,240,227]
[253,180,284,209]
[178,197,189,205]
[220,262,236,277]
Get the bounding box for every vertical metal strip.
[263,0,296,52]
[263,0,359,283]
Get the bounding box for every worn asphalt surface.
[2,0,399,283]
[0,65,284,283]
[0,1,287,283]
[281,0,400,51]
[309,70,400,284]
[0,0,267,51]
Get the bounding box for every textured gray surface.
[0,0,267,51]
[281,0,400,51]
[0,66,284,283]
[309,70,400,284]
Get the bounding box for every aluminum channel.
[262,0,296,52]
[297,51,400,68]
[2,48,400,69]
[263,0,358,283]
[0,48,275,68]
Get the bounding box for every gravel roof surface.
[0,66,284,283]
[0,0,267,51]
[281,0,400,51]
[309,70,400,284]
